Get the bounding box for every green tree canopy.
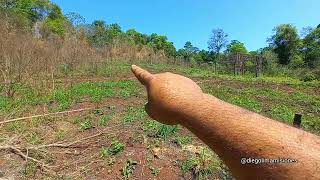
[177,41,199,61]
[268,24,300,65]
[184,41,199,53]
[43,3,66,36]
[303,27,320,67]
[126,28,148,45]
[147,33,176,57]
[225,40,248,55]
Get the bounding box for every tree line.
[0,0,319,80]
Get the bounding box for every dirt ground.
[0,66,319,180]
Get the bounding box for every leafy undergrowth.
[0,61,319,179]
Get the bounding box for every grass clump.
[230,96,262,113]
[55,129,67,140]
[149,166,161,176]
[80,118,94,130]
[122,106,146,123]
[4,121,25,133]
[100,139,125,157]
[23,161,37,177]
[98,115,111,126]
[0,134,8,143]
[108,139,125,155]
[51,90,73,111]
[270,104,295,123]
[156,124,178,139]
[0,95,9,112]
[48,80,137,111]
[26,132,42,145]
[180,148,221,179]
[122,159,137,180]
[175,135,193,146]
[143,120,178,139]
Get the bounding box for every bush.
[302,73,316,82]
[289,54,304,68]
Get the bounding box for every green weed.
[149,166,161,176]
[80,118,93,130]
[0,134,8,143]
[122,106,146,123]
[175,135,193,146]
[143,119,161,132]
[23,161,37,177]
[100,147,109,157]
[48,80,137,110]
[230,96,262,113]
[4,121,24,132]
[26,132,42,145]
[98,115,111,126]
[270,104,296,123]
[143,120,178,139]
[103,139,125,156]
[0,95,9,111]
[55,129,67,140]
[92,108,104,115]
[241,87,287,98]
[156,124,178,139]
[181,157,198,174]
[122,159,137,180]
[72,117,82,124]
[51,90,73,110]
[303,115,320,133]
[180,148,220,179]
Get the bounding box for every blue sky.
[52,0,319,51]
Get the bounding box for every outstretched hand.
[131,65,204,125]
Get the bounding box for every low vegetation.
[0,61,318,179]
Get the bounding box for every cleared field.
[0,62,319,179]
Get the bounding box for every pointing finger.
[131,65,154,86]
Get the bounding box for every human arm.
[131,65,320,179]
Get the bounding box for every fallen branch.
[0,145,53,172]
[0,108,95,125]
[0,123,136,175]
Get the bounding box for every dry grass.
[0,17,169,98]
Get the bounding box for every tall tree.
[107,23,122,40]
[184,41,199,53]
[88,20,108,47]
[303,27,320,67]
[225,40,248,54]
[126,28,148,45]
[0,0,52,29]
[268,24,300,65]
[208,28,228,71]
[178,41,199,61]
[43,3,66,36]
[147,33,176,57]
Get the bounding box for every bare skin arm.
[131,65,320,179]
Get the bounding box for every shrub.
[302,73,316,82]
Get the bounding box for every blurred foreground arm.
[131,65,320,179]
